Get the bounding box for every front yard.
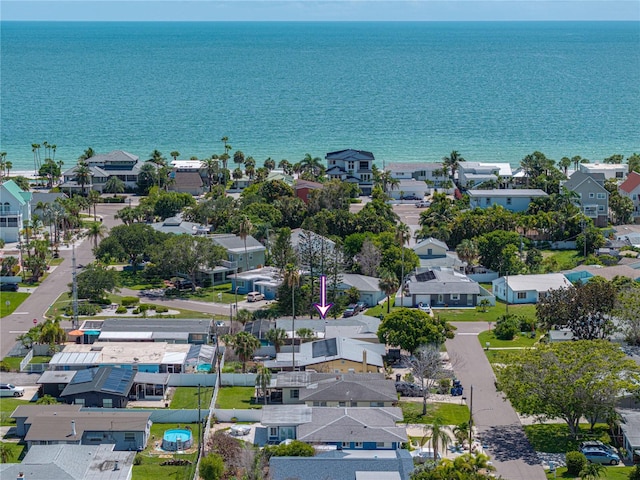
[400,401,469,425]
[0,397,30,426]
[0,292,30,318]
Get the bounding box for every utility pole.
[72,244,79,329]
[198,384,202,458]
[468,384,474,448]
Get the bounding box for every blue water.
[163,429,192,443]
[1,21,639,171]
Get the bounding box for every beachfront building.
[60,150,145,193]
[325,149,375,196]
[169,160,206,195]
[386,162,452,192]
[457,162,513,189]
[579,162,628,181]
[0,179,32,243]
[619,171,640,223]
[562,171,609,227]
[467,188,548,212]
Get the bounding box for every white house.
[325,149,375,195]
[457,162,513,189]
[579,162,628,181]
[467,189,548,212]
[619,171,640,223]
[492,273,571,304]
[389,179,429,200]
[0,180,32,243]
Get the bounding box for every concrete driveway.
[446,322,547,480]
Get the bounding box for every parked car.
[418,303,432,315]
[403,194,420,201]
[229,425,251,436]
[395,381,425,397]
[0,383,25,397]
[343,304,358,317]
[411,448,442,461]
[355,301,368,312]
[581,447,620,465]
[415,200,430,208]
[247,291,265,302]
[0,283,19,292]
[580,441,618,455]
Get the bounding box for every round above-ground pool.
[162,429,193,451]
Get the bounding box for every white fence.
[220,373,257,386]
[214,409,263,423]
[81,408,210,424]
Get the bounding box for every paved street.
[446,322,547,480]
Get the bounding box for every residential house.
[150,216,206,235]
[271,315,382,347]
[168,160,206,195]
[467,188,548,212]
[325,149,375,195]
[31,191,67,215]
[80,318,213,345]
[48,342,193,373]
[562,171,609,227]
[38,371,77,399]
[59,366,135,408]
[457,162,513,189]
[619,171,640,223]
[290,228,336,259]
[386,162,451,192]
[294,179,324,204]
[229,266,281,299]
[264,337,384,373]
[0,179,32,243]
[269,371,392,406]
[0,444,136,480]
[616,409,640,463]
[211,233,267,273]
[338,274,386,307]
[412,237,466,272]
[406,268,493,308]
[11,404,152,451]
[492,273,571,304]
[60,150,145,193]
[269,449,414,480]
[260,405,406,449]
[579,162,628,181]
[389,179,428,201]
[564,265,640,283]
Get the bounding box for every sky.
[2,0,639,21]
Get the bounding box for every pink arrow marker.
[314,275,333,319]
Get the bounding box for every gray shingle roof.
[299,378,397,402]
[211,233,266,253]
[60,366,134,397]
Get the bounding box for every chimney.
[362,349,367,372]
[71,420,76,436]
[17,473,24,480]
[114,460,119,471]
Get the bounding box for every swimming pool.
[162,429,193,451]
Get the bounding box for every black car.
[343,304,357,317]
[395,381,426,397]
[0,283,19,292]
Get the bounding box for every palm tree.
[421,415,451,463]
[378,269,399,313]
[580,462,605,480]
[264,157,276,171]
[236,308,253,328]
[74,160,91,195]
[104,176,125,196]
[85,221,107,249]
[278,159,292,175]
[256,365,272,405]
[395,223,411,306]
[559,156,572,176]
[170,151,180,161]
[149,149,166,166]
[221,136,232,168]
[296,328,316,343]
[238,215,253,272]
[0,442,14,463]
[283,263,300,370]
[299,153,324,179]
[452,422,470,448]
[233,150,245,167]
[87,189,101,221]
[32,143,42,173]
[5,161,12,178]
[442,150,465,183]
[78,147,95,161]
[455,239,479,273]
[227,331,259,374]
[266,328,287,353]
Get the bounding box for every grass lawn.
[546,466,633,479]
[0,292,30,318]
[437,302,537,323]
[170,387,214,410]
[133,422,200,480]
[0,441,26,462]
[29,356,52,364]
[0,397,31,426]
[524,423,611,453]
[485,349,520,364]
[400,401,470,425]
[478,329,543,349]
[0,356,23,372]
[215,386,261,410]
[117,270,164,290]
[365,298,395,318]
[541,250,582,272]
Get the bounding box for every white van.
[247,291,265,302]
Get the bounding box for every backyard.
[170,386,214,410]
[215,386,259,410]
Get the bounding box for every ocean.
[1,21,639,172]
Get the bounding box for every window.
[450,294,460,301]
[359,161,368,171]
[290,389,299,399]
[598,205,605,211]
[517,292,526,299]
[347,161,355,171]
[370,402,384,407]
[124,432,136,442]
[351,401,358,407]
[597,193,606,199]
[102,398,113,408]
[438,294,444,303]
[341,442,350,448]
[269,427,278,437]
[589,193,595,198]
[376,442,390,448]
[506,197,512,205]
[74,398,85,405]
[354,442,363,448]
[485,198,491,205]
[8,219,17,227]
[616,172,624,178]
[338,401,346,407]
[313,401,327,407]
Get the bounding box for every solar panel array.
[70,368,95,384]
[415,271,436,282]
[102,368,134,394]
[312,338,337,358]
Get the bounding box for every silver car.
[0,383,25,397]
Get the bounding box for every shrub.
[629,464,640,480]
[154,305,168,313]
[494,314,521,340]
[264,440,315,458]
[565,451,586,476]
[199,453,224,480]
[0,361,10,372]
[65,303,102,316]
[132,308,140,315]
[115,306,127,314]
[121,296,140,307]
[133,453,143,466]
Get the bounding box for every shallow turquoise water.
[2,21,639,170]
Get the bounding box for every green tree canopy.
[476,230,525,274]
[74,263,119,302]
[496,340,640,437]
[377,308,455,354]
[95,223,165,267]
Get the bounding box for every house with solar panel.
[58,367,135,408]
[406,267,494,308]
